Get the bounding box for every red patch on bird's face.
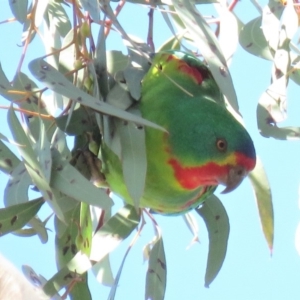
[168,152,256,190]
[177,63,203,84]
[165,54,176,62]
[168,158,227,190]
[162,54,203,84]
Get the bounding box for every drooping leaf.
[106,51,129,75]
[249,157,274,252]
[29,58,165,131]
[0,139,20,174]
[172,0,239,113]
[9,0,28,24]
[54,205,92,300]
[216,4,239,64]
[196,195,229,287]
[4,161,31,206]
[91,206,114,286]
[0,198,44,236]
[76,202,93,256]
[239,17,273,60]
[257,84,300,140]
[115,108,147,210]
[78,0,100,22]
[90,204,140,262]
[7,105,65,220]
[46,0,72,38]
[50,148,113,211]
[145,237,167,300]
[43,251,93,298]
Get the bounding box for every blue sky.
[1,1,300,299]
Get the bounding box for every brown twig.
[147,7,155,52]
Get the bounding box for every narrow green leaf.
[261,3,284,51]
[43,252,92,297]
[90,204,140,262]
[196,195,229,287]
[79,0,100,22]
[145,237,167,300]
[106,82,134,111]
[29,58,165,131]
[249,157,274,252]
[91,207,114,286]
[54,207,92,300]
[7,106,38,169]
[9,0,28,23]
[106,51,128,75]
[0,139,20,174]
[92,255,114,286]
[172,0,239,113]
[76,202,93,256]
[95,20,109,98]
[37,121,52,183]
[4,161,31,206]
[12,72,55,140]
[47,0,72,38]
[7,106,65,220]
[257,84,300,140]
[55,107,96,135]
[115,108,147,210]
[28,217,49,244]
[50,148,113,211]
[217,5,239,63]
[0,198,44,236]
[239,17,273,60]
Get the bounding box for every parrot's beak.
[219,165,247,194]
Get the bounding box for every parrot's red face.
[168,152,256,194]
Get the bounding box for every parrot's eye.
[216,138,227,152]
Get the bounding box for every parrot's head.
[167,98,256,194]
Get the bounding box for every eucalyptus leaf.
[0,198,44,236]
[0,139,20,174]
[29,58,165,131]
[43,251,93,297]
[145,237,167,300]
[4,161,31,206]
[115,108,147,209]
[79,0,100,22]
[90,204,140,262]
[7,106,65,220]
[239,17,273,60]
[95,21,109,98]
[257,89,300,140]
[106,51,129,75]
[249,157,274,252]
[9,0,28,23]
[50,148,113,211]
[54,206,92,300]
[172,0,239,113]
[196,195,229,287]
[47,0,72,38]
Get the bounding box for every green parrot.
[101,51,256,215]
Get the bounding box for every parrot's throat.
[168,158,224,189]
